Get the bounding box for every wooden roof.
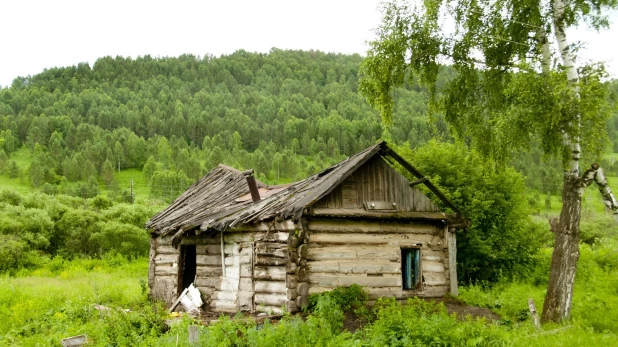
[145,141,460,240]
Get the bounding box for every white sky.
[0,0,617,88]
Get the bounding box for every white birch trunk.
[542,0,583,324]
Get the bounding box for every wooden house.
[145,141,467,314]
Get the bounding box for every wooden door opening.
[179,245,197,292]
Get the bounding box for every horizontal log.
[255,255,288,266]
[254,266,287,281]
[255,293,287,307]
[196,244,221,255]
[307,246,400,261]
[307,285,448,299]
[156,245,179,254]
[255,280,287,294]
[310,232,437,245]
[181,235,219,245]
[196,266,222,277]
[155,265,178,276]
[308,260,401,274]
[197,286,215,297]
[308,273,401,287]
[308,220,439,234]
[422,261,445,273]
[215,278,238,291]
[157,235,174,245]
[228,220,296,232]
[196,277,219,288]
[225,232,289,243]
[210,300,237,312]
[212,291,237,302]
[424,273,447,286]
[154,254,178,265]
[308,211,446,222]
[197,255,222,266]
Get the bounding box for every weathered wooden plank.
[255,244,288,258]
[239,278,252,292]
[212,291,237,302]
[181,235,220,245]
[254,293,287,307]
[156,245,179,254]
[196,266,222,277]
[447,228,458,296]
[424,273,448,286]
[254,266,287,281]
[310,232,436,245]
[196,277,220,288]
[197,286,215,296]
[210,300,237,312]
[196,244,221,255]
[196,255,222,266]
[154,253,178,265]
[308,260,401,274]
[308,220,440,233]
[148,237,156,290]
[255,255,288,266]
[214,277,238,291]
[238,291,253,311]
[240,264,252,278]
[255,280,287,294]
[422,261,446,273]
[225,232,289,243]
[308,273,401,287]
[155,265,178,276]
[307,246,400,261]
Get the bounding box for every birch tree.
[360,0,618,323]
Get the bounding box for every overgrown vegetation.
[2,239,617,346]
[0,189,158,272]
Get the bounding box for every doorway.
[179,245,197,291]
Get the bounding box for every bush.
[395,141,549,283]
[364,298,506,346]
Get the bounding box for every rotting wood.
[156,245,179,254]
[307,246,400,261]
[309,209,446,220]
[255,256,288,266]
[155,265,179,276]
[148,237,156,291]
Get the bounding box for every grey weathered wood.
[148,237,156,291]
[447,227,458,296]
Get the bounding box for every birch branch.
[580,164,618,210]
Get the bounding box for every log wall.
[150,235,180,305]
[306,219,450,300]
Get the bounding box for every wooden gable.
[313,156,440,212]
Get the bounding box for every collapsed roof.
[145,141,461,242]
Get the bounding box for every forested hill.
[0,49,616,200]
[0,49,449,199]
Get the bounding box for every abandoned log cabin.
[145,141,467,313]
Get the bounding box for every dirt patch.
[342,311,369,333]
[425,297,501,321]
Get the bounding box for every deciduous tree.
[360,0,618,323]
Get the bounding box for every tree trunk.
[542,0,583,323]
[542,173,581,323]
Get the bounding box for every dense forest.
[4,49,612,200]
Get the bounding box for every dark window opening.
[401,248,421,290]
[180,245,197,291]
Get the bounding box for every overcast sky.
[1,0,617,87]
